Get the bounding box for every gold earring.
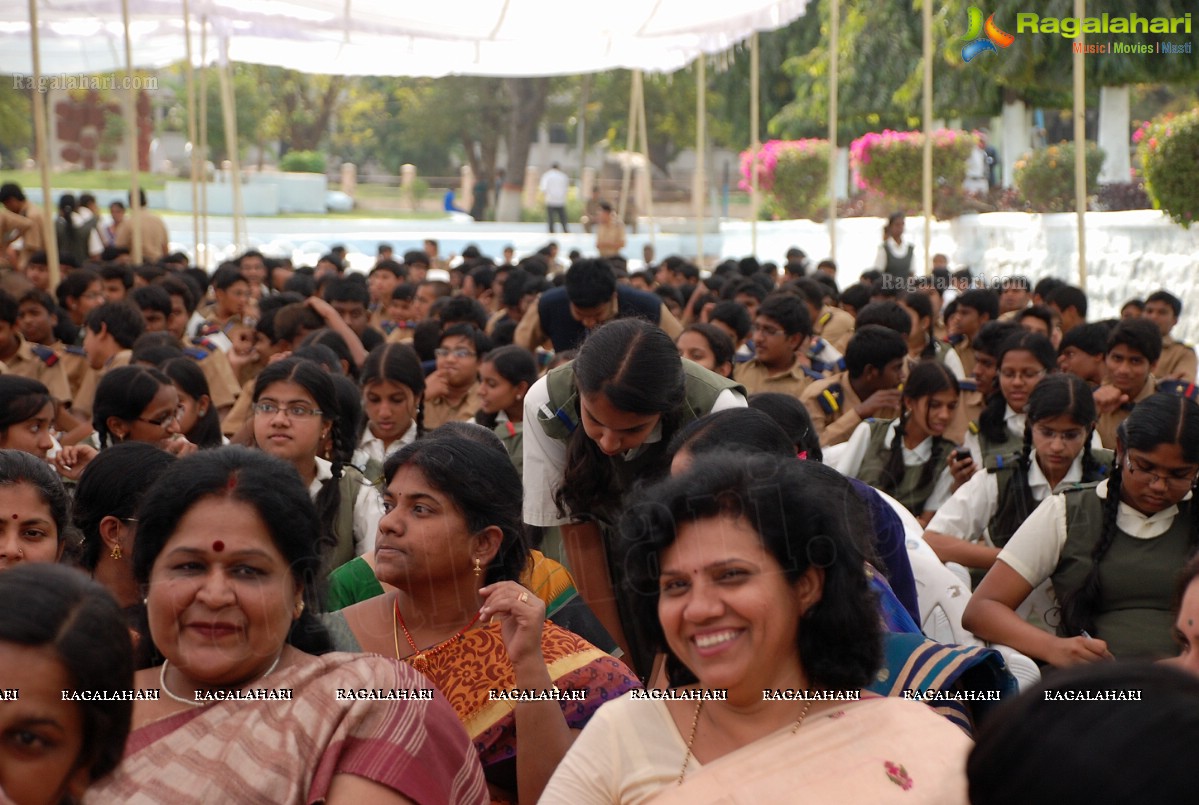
[295,601,305,618]
[109,544,122,560]
[473,557,482,580]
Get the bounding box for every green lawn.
[0,169,166,191]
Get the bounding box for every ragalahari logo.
[962,7,1015,62]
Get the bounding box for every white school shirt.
[832,419,954,512]
[926,449,1085,545]
[997,479,1190,588]
[521,375,746,527]
[350,422,418,475]
[308,456,385,555]
[539,169,570,206]
[963,406,1102,466]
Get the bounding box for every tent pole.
[183,0,200,267]
[1073,0,1087,290]
[619,70,639,222]
[695,57,706,268]
[27,0,60,289]
[121,0,143,265]
[827,0,839,260]
[636,68,654,250]
[199,18,209,269]
[921,0,932,277]
[750,33,759,258]
[217,43,244,253]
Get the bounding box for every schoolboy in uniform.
[1143,290,1196,383]
[1095,318,1161,449]
[801,325,906,447]
[733,292,822,398]
[1057,322,1112,387]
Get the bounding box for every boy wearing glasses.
[1095,319,1162,449]
[423,324,490,430]
[732,292,822,398]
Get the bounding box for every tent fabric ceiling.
[3,0,810,77]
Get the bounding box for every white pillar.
[1097,85,1130,184]
[1000,98,1029,190]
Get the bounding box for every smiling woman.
[540,455,971,804]
[86,447,488,804]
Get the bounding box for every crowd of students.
[1,220,1199,803]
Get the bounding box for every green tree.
[0,88,32,167]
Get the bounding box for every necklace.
[393,598,482,675]
[677,697,814,785]
[159,652,282,707]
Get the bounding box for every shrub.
[279,150,327,174]
[1097,181,1151,212]
[1012,142,1105,213]
[739,139,830,221]
[1138,109,1199,227]
[848,129,974,217]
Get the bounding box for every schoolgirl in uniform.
[475,344,538,476]
[832,361,959,525]
[925,374,1111,582]
[963,392,1199,665]
[963,331,1057,467]
[352,342,425,485]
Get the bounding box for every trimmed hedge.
[1138,109,1199,228]
[1013,142,1105,213]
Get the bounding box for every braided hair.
[902,291,939,360]
[979,331,1057,444]
[878,361,958,500]
[252,357,343,560]
[1059,394,1199,637]
[992,374,1100,540]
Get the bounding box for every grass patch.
[0,170,166,191]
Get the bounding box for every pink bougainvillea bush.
[740,139,831,221]
[849,129,974,218]
[1138,109,1199,228]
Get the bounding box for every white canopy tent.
[4,0,810,77]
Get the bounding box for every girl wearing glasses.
[963,392,1199,666]
[962,331,1058,472]
[925,374,1111,587]
[831,361,960,526]
[252,356,383,574]
[424,324,489,430]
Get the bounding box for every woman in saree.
[541,453,971,804]
[324,433,641,803]
[87,447,488,805]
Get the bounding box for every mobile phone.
[953,447,972,462]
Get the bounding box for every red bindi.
[212,540,225,553]
[10,514,16,519]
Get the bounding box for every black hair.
[360,343,427,441]
[1107,317,1163,365]
[132,447,333,654]
[92,365,173,448]
[854,300,912,336]
[901,291,938,359]
[708,300,753,341]
[844,325,907,380]
[475,345,538,428]
[283,272,316,298]
[330,374,365,465]
[382,435,528,585]
[956,288,1000,321]
[653,284,685,311]
[839,282,872,314]
[84,301,145,348]
[973,320,1024,358]
[499,268,531,309]
[555,319,686,520]
[787,277,827,311]
[967,662,1199,805]
[1058,322,1111,358]
[747,392,823,461]
[130,332,185,366]
[0,449,73,547]
[564,259,617,308]
[978,332,1058,443]
[211,263,249,293]
[619,453,882,689]
[55,268,101,310]
[158,275,197,314]
[371,259,405,279]
[1047,284,1088,319]
[0,376,53,440]
[467,263,496,292]
[73,442,176,571]
[0,182,26,203]
[860,269,884,285]
[129,284,171,319]
[98,263,134,289]
[134,265,167,286]
[1016,305,1055,334]
[300,329,359,379]
[0,564,134,785]
[160,358,223,448]
[666,407,794,464]
[722,277,767,303]
[758,291,813,337]
[1121,298,1145,316]
[322,277,370,307]
[1058,394,1199,637]
[16,286,58,316]
[1032,277,1064,302]
[438,296,491,332]
[679,323,735,375]
[1002,275,1031,292]
[877,362,958,501]
[991,374,1105,540]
